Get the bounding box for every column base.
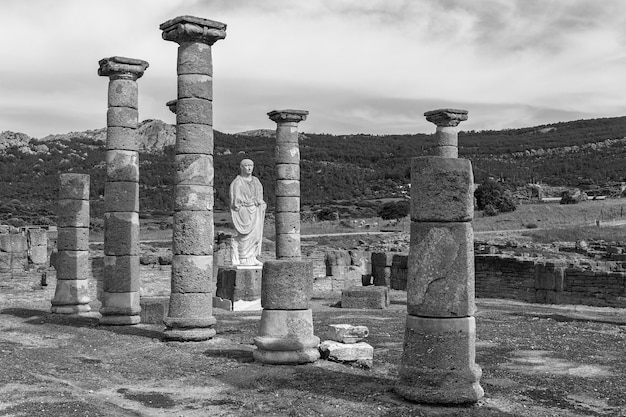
[253,347,320,364]
[50,304,92,315]
[163,327,216,342]
[396,315,483,404]
[99,315,141,326]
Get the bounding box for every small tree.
[378,201,410,220]
[474,180,517,214]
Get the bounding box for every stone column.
[267,109,308,260]
[396,109,484,404]
[424,108,468,158]
[51,174,91,314]
[254,109,318,364]
[98,56,149,325]
[160,15,226,341]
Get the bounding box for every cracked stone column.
[98,57,148,325]
[160,15,226,341]
[268,109,308,260]
[253,109,319,364]
[396,109,484,404]
[51,174,91,314]
[424,108,467,158]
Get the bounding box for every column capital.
[98,56,149,80]
[268,109,309,124]
[160,15,227,45]
[424,108,468,127]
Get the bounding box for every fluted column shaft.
[267,109,308,260]
[98,56,148,325]
[51,173,91,314]
[160,15,226,341]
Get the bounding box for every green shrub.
[475,180,517,214]
[378,201,410,220]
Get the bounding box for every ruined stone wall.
[0,227,49,273]
[474,255,538,303]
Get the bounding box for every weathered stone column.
[254,109,318,364]
[160,15,226,341]
[396,109,483,403]
[51,174,91,314]
[424,108,467,158]
[267,109,308,260]
[98,56,148,325]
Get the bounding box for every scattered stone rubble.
[319,324,373,369]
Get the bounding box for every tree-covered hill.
[0,115,625,226]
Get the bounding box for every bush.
[315,207,338,221]
[378,201,410,220]
[475,180,517,214]
[483,204,498,216]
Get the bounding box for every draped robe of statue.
[229,174,266,265]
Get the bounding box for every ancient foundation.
[98,56,149,325]
[253,110,319,364]
[160,15,226,341]
[396,109,483,404]
[51,174,91,314]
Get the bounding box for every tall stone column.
[253,109,319,364]
[424,108,467,158]
[98,56,148,325]
[396,109,483,403]
[160,15,226,341]
[51,174,91,314]
[267,109,308,260]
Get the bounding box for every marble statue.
[229,159,266,266]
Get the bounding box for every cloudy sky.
[1,0,625,138]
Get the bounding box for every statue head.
[240,159,254,176]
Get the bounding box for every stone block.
[275,180,300,197]
[319,340,373,368]
[140,297,169,324]
[372,266,391,287]
[172,211,213,255]
[57,227,89,251]
[535,264,557,290]
[326,250,352,267]
[275,212,300,235]
[59,173,90,200]
[104,182,139,212]
[371,252,395,266]
[29,246,47,265]
[396,315,483,404]
[51,279,91,306]
[171,255,214,293]
[55,250,90,280]
[164,292,216,328]
[390,267,408,291]
[103,255,140,292]
[431,145,458,158]
[435,126,458,147]
[107,127,138,151]
[174,154,213,186]
[106,150,139,182]
[57,199,89,228]
[176,98,213,125]
[407,221,475,318]
[216,266,262,302]
[276,163,299,180]
[108,78,138,108]
[177,42,212,75]
[178,73,212,100]
[275,144,300,164]
[536,289,557,304]
[174,184,214,211]
[27,229,47,247]
[327,324,369,343]
[175,124,213,154]
[410,156,473,222]
[262,260,312,309]
[275,196,300,213]
[253,348,320,365]
[0,252,11,272]
[276,233,301,259]
[392,254,408,268]
[254,309,320,351]
[276,124,300,143]
[99,291,141,316]
[104,212,139,256]
[107,107,138,128]
[341,286,389,309]
[0,233,27,253]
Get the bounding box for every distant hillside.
[0,115,625,226]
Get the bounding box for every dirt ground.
[1,269,626,417]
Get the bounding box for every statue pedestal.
[214,266,262,311]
